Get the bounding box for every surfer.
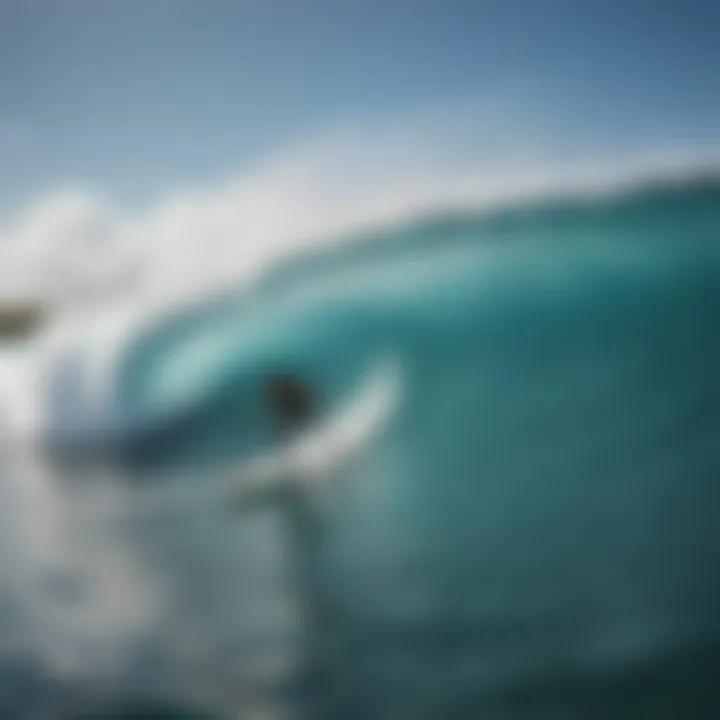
[229,372,354,718]
[224,358,399,717]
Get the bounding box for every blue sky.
[1,0,719,215]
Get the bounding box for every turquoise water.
[9,177,720,717]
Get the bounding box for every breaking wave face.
[1,167,720,717]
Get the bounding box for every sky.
[2,0,719,209]
[0,0,719,304]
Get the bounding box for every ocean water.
[3,177,720,718]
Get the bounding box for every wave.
[2,167,716,447]
[0,158,720,716]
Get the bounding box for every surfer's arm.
[223,354,401,509]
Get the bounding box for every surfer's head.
[264,371,316,431]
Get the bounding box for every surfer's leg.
[279,492,363,719]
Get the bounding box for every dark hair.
[265,372,315,429]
